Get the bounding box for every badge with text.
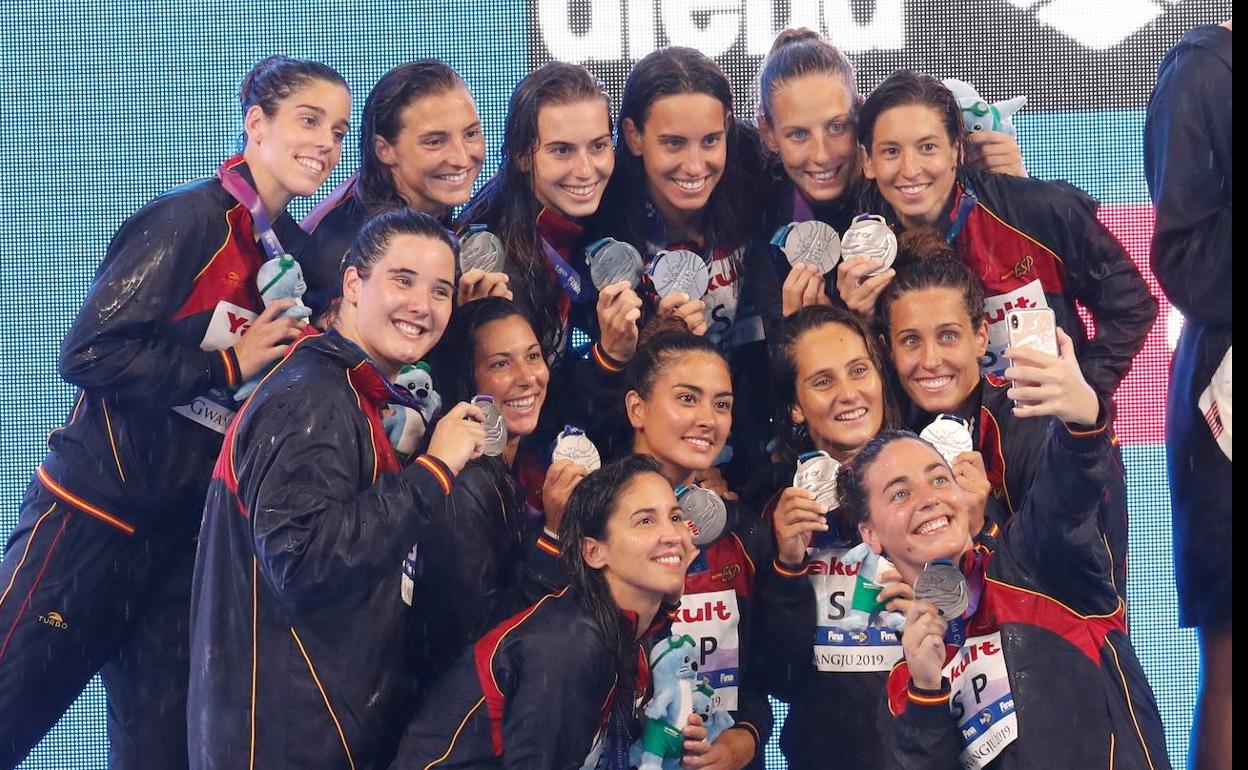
[585,237,644,290]
[670,589,740,712]
[943,632,1017,769]
[171,300,253,433]
[459,226,506,274]
[807,545,904,673]
[921,415,975,466]
[675,484,727,546]
[647,248,710,299]
[841,214,897,275]
[772,219,842,274]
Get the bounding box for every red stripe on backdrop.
[1078,205,1170,446]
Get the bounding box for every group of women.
[0,25,1168,770]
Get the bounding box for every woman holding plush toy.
[0,55,349,770]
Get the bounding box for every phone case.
[1005,307,1058,358]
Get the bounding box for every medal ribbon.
[944,181,979,244]
[216,160,287,259]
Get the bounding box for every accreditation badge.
[943,632,1017,769]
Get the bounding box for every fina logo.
[537,0,1173,61]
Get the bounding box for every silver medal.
[647,249,710,299]
[676,484,727,546]
[459,229,506,274]
[793,451,842,513]
[841,214,897,276]
[551,425,601,472]
[585,238,644,290]
[779,220,842,274]
[472,394,508,457]
[920,414,974,466]
[914,558,970,618]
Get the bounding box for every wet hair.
[238,55,348,148]
[878,228,986,337]
[758,28,858,124]
[341,208,458,281]
[770,304,901,461]
[857,70,966,155]
[431,297,540,406]
[457,62,611,358]
[596,46,769,253]
[357,60,471,213]
[559,454,666,725]
[836,429,943,526]
[623,326,728,400]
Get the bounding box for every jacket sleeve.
[1037,180,1156,399]
[59,194,242,407]
[1144,42,1232,326]
[499,623,617,770]
[236,384,454,610]
[726,511,775,752]
[1003,413,1121,614]
[434,466,562,643]
[882,679,962,770]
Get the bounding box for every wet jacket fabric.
[409,452,567,683]
[189,329,455,770]
[299,172,368,316]
[39,155,300,537]
[1144,24,1232,627]
[863,170,1156,400]
[389,587,658,770]
[881,418,1169,770]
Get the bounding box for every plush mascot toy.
[383,362,442,463]
[835,542,907,633]
[234,253,312,401]
[942,78,1027,137]
[633,635,733,770]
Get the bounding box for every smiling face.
[861,103,961,230]
[375,86,485,213]
[245,78,351,213]
[340,232,456,379]
[790,322,885,461]
[761,71,858,204]
[582,471,693,611]
[527,97,614,220]
[470,315,550,439]
[886,286,987,414]
[624,93,728,228]
[857,437,972,583]
[627,351,732,485]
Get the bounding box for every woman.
[596,46,771,480]
[459,61,640,370]
[622,326,774,768]
[856,70,1155,399]
[389,454,702,769]
[878,229,1128,589]
[752,28,1026,323]
[302,60,502,313]
[413,297,585,681]
[189,210,485,769]
[840,334,1168,769]
[748,305,921,770]
[0,56,349,770]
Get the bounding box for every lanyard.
[944,182,979,244]
[216,160,287,259]
[644,201,712,266]
[539,234,585,302]
[945,551,986,646]
[792,186,815,223]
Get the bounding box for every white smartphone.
[1005,307,1059,358]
